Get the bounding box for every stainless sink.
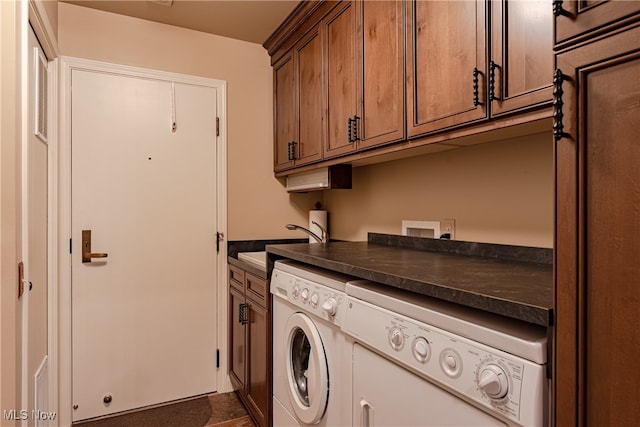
[237,251,267,271]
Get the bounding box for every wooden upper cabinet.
[324,1,359,159]
[554,0,640,48]
[406,0,488,138]
[273,27,323,172]
[357,0,406,149]
[296,28,324,166]
[273,52,296,171]
[490,0,553,116]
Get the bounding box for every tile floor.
[74,392,256,427]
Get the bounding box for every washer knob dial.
[292,286,300,299]
[412,337,430,362]
[478,365,509,399]
[389,327,404,350]
[310,292,319,307]
[300,288,309,302]
[321,297,338,316]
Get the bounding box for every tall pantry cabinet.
[553,2,640,425]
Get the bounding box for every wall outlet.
[441,219,456,239]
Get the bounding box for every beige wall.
[1,0,22,418]
[39,0,58,39]
[58,2,316,241]
[325,132,554,248]
[57,3,553,248]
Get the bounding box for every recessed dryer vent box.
[402,220,441,239]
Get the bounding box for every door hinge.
[216,117,220,137]
[216,349,220,368]
[18,261,25,299]
[216,232,224,253]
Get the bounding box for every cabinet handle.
[489,61,499,102]
[353,115,360,142]
[473,68,483,107]
[553,69,570,141]
[553,0,571,17]
[287,141,297,161]
[239,303,248,325]
[347,116,360,143]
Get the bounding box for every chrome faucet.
[286,221,329,243]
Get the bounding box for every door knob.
[82,230,109,263]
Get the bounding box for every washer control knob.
[310,292,319,307]
[445,355,457,370]
[321,297,338,316]
[478,365,509,399]
[412,337,430,362]
[300,288,309,302]
[292,286,300,299]
[389,327,404,350]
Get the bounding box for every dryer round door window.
[284,312,329,424]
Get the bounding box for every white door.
[71,69,218,421]
[24,26,50,426]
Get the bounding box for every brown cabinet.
[554,0,640,48]
[406,0,488,137]
[489,0,553,116]
[554,16,640,427]
[267,0,553,174]
[274,26,323,172]
[324,0,406,159]
[228,264,271,427]
[406,0,553,138]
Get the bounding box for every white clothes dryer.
[271,260,354,426]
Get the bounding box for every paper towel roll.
[309,210,327,243]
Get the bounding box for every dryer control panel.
[343,296,547,427]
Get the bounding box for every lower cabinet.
[228,264,271,427]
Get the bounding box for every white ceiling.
[61,0,300,45]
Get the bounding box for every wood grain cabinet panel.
[554,22,640,427]
[273,27,323,172]
[490,0,553,116]
[357,0,406,149]
[554,0,640,48]
[228,266,271,427]
[325,0,406,158]
[406,0,488,137]
[324,1,359,159]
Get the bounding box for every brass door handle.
[82,229,109,263]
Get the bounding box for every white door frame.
[54,56,230,426]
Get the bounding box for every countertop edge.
[266,244,552,327]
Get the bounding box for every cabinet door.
[554,0,640,47]
[357,0,405,149]
[324,1,359,159]
[273,52,296,171]
[246,300,269,427]
[295,26,324,167]
[406,0,488,138]
[490,0,553,116]
[555,24,640,426]
[229,286,246,389]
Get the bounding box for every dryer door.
[284,312,329,424]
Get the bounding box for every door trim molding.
[54,56,229,426]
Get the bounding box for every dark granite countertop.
[266,234,553,326]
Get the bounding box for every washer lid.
[284,312,329,424]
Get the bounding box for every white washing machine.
[271,260,354,426]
